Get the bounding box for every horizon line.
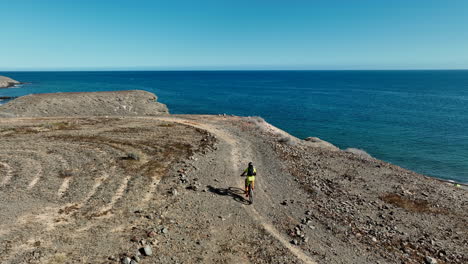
[2,68,468,72]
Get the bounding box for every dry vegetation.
[0,116,215,263]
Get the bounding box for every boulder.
[141,246,153,256]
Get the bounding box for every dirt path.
[2,115,465,263]
[154,116,317,264]
[0,161,13,186]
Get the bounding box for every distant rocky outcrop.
[0,90,169,117]
[0,76,20,88]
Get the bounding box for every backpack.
[247,164,255,176]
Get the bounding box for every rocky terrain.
[0,76,20,88]
[0,90,168,117]
[0,91,466,264]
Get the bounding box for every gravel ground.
[0,114,466,264]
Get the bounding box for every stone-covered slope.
[0,90,168,117]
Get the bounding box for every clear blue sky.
[1,0,468,70]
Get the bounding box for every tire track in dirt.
[0,152,46,189]
[27,159,43,190]
[55,154,71,197]
[0,142,123,260]
[0,161,13,187]
[0,149,70,193]
[154,116,317,264]
[0,155,43,190]
[0,117,202,263]
[49,141,115,206]
[227,138,317,264]
[229,139,317,264]
[97,174,132,216]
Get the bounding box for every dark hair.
[247,163,255,176]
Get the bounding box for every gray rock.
[130,260,138,264]
[424,256,437,264]
[142,246,153,256]
[187,185,199,191]
[122,257,131,264]
[161,227,168,234]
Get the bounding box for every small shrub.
[278,135,295,146]
[381,193,435,213]
[13,126,39,134]
[42,122,78,130]
[126,152,140,161]
[247,116,265,125]
[158,123,175,127]
[249,116,265,123]
[48,253,67,264]
[58,169,73,178]
[344,148,372,159]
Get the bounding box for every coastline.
[0,91,466,263]
[1,89,467,186]
[1,70,467,185]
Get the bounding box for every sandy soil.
[0,114,466,264]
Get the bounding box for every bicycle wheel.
[248,184,253,204]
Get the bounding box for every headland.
[0,76,20,88]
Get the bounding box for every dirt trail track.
[0,115,317,263]
[155,116,317,264]
[1,115,466,263]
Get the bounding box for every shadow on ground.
[207,185,251,205]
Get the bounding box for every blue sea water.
[1,70,467,183]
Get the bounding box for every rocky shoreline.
[0,76,20,88]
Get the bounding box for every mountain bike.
[247,182,254,204]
